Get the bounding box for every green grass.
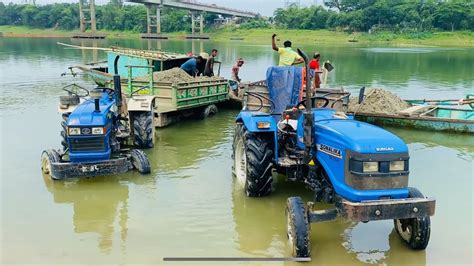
[1,25,472,47]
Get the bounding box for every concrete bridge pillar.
[187,11,209,39]
[142,4,167,39]
[74,0,105,38]
[79,0,96,33]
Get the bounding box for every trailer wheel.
[131,149,151,174]
[198,104,218,119]
[394,187,431,250]
[133,111,155,149]
[233,123,273,197]
[41,149,62,180]
[286,197,311,258]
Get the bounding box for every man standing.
[271,34,304,66]
[203,49,218,77]
[231,58,244,83]
[309,52,321,89]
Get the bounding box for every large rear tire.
[131,149,151,174]
[286,197,311,258]
[41,149,62,180]
[394,187,431,250]
[233,122,273,197]
[133,111,155,149]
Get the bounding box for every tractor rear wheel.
[133,111,155,149]
[394,187,431,250]
[233,122,273,197]
[131,149,151,174]
[41,149,61,180]
[286,197,311,258]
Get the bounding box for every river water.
[0,38,472,265]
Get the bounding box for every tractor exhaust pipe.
[297,48,314,163]
[113,55,123,113]
[94,98,100,112]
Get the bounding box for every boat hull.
[354,112,473,133]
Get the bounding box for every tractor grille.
[70,137,106,152]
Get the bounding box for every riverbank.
[1,26,472,47]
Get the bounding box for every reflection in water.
[153,109,234,174]
[385,126,474,160]
[42,175,129,254]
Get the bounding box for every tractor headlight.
[363,162,379,173]
[390,160,405,171]
[92,127,105,135]
[68,127,81,135]
[257,122,271,129]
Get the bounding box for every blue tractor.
[41,73,151,180]
[232,50,436,258]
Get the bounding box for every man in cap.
[272,34,304,66]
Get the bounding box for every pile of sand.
[136,67,222,83]
[348,88,409,114]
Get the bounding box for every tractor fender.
[126,95,155,112]
[236,111,277,133]
[236,111,278,160]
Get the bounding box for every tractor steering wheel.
[100,87,115,96]
[296,96,330,109]
[62,84,89,98]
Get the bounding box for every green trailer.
[74,47,229,127]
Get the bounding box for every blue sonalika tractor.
[232,49,436,258]
[41,59,151,180]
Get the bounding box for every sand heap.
[348,88,409,114]
[136,67,222,83]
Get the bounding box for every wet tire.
[41,149,62,180]
[394,187,431,250]
[198,104,218,120]
[133,111,154,149]
[60,95,79,106]
[131,149,151,174]
[286,197,311,258]
[233,122,273,197]
[60,125,68,151]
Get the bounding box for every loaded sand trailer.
[75,46,230,127]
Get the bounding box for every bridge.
[76,0,257,39]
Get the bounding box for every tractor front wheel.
[41,149,61,180]
[394,187,431,250]
[233,123,273,197]
[133,111,155,149]
[286,197,311,258]
[131,149,151,174]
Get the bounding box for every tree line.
[0,0,472,33]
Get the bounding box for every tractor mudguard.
[127,96,155,112]
[236,111,278,160]
[236,111,277,133]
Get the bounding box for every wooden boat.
[352,104,474,134]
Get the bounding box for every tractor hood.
[68,96,115,126]
[315,115,408,154]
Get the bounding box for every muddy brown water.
[0,38,473,265]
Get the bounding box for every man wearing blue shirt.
[180,55,205,77]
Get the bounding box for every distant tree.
[324,0,376,12]
[433,2,470,31]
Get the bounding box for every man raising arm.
[272,34,304,66]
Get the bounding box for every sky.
[2,0,324,16]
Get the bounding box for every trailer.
[73,46,230,127]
